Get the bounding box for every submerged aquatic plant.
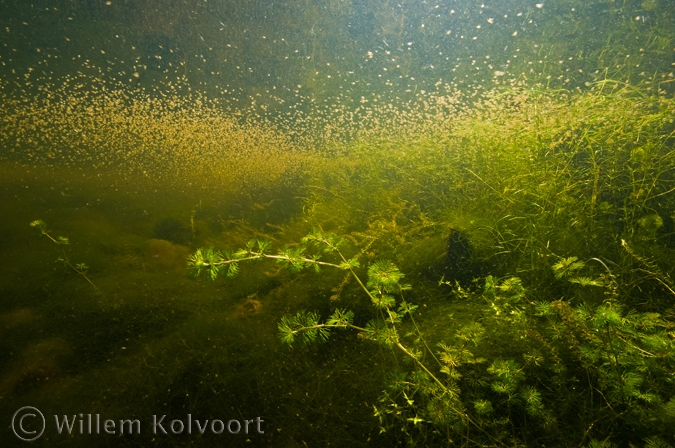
[30,220,99,292]
[189,228,675,446]
[189,230,492,436]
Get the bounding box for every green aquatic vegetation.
[552,256,586,280]
[187,230,357,281]
[181,85,675,445]
[30,219,99,292]
[189,230,675,446]
[189,230,496,442]
[638,213,665,241]
[494,263,675,444]
[620,238,675,302]
[552,257,607,287]
[189,230,429,369]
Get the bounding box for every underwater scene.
[1,0,675,446]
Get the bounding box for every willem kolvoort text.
[54,414,264,435]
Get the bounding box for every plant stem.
[38,227,99,292]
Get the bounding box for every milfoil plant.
[187,229,492,441]
[187,230,675,447]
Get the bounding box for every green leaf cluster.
[301,229,345,253]
[483,275,527,321]
[277,308,354,347]
[276,245,314,273]
[367,260,411,309]
[552,256,586,280]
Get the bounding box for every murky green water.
[1,1,675,447]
